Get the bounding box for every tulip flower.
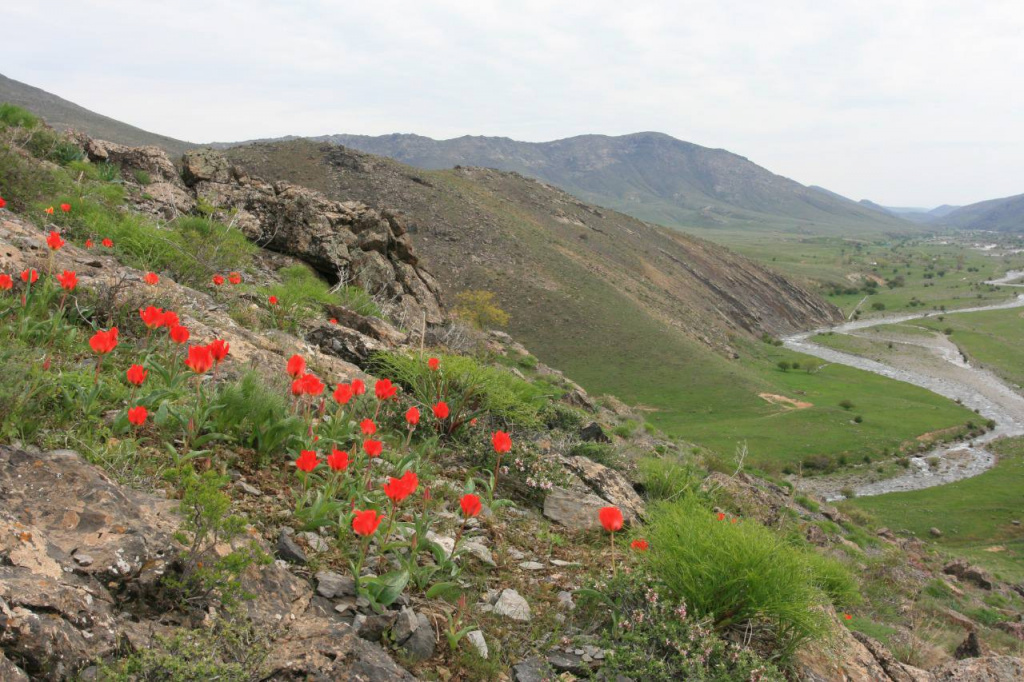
[139,306,164,329]
[432,401,449,419]
[144,272,159,285]
[0,197,5,209]
[20,269,39,284]
[268,295,278,305]
[717,512,726,521]
[85,239,94,248]
[405,406,420,426]
[329,318,338,324]
[630,539,649,552]
[128,405,148,426]
[44,206,54,215]
[449,493,483,560]
[185,344,214,374]
[46,231,65,251]
[207,339,230,365]
[327,449,349,472]
[0,274,12,291]
[351,379,365,396]
[161,310,179,328]
[60,203,71,213]
[88,327,118,382]
[101,238,113,248]
[333,383,353,405]
[126,364,148,386]
[295,450,319,473]
[286,354,306,378]
[363,439,383,458]
[169,324,190,344]
[212,274,225,286]
[228,272,242,285]
[492,431,512,453]
[600,506,624,573]
[360,418,377,435]
[375,379,398,401]
[428,357,440,371]
[57,270,77,291]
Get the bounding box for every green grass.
[848,436,1024,582]
[911,308,1024,387]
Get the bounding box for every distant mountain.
[0,72,194,156]
[855,200,963,225]
[935,193,1024,232]
[236,131,914,234]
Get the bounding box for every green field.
[849,436,1024,582]
[684,228,1024,318]
[549,329,978,472]
[910,308,1024,387]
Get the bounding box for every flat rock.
[466,630,488,659]
[277,529,308,564]
[563,455,645,522]
[316,570,356,598]
[514,655,553,682]
[543,486,611,530]
[493,588,531,622]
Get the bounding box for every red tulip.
[717,512,726,522]
[101,238,113,248]
[299,373,325,396]
[0,274,12,291]
[329,317,338,324]
[599,506,623,533]
[352,509,383,537]
[126,364,148,386]
[89,327,119,354]
[127,405,148,425]
[46,231,65,250]
[363,439,383,458]
[291,378,305,396]
[333,383,354,405]
[212,274,225,286]
[185,344,214,374]
[20,269,39,284]
[44,206,54,215]
[268,295,278,305]
[169,324,190,344]
[286,354,306,378]
[85,239,94,248]
[161,310,180,328]
[295,450,319,473]
[843,613,853,621]
[428,357,440,371]
[57,270,77,291]
[405,406,420,426]
[384,471,418,504]
[228,272,242,285]
[351,379,366,396]
[460,493,482,518]
[0,197,5,209]
[432,401,449,419]
[360,418,377,435]
[144,272,159,285]
[60,203,71,213]
[207,339,230,364]
[492,430,512,453]
[630,539,649,552]
[327,449,349,472]
[139,306,164,329]
[375,378,398,400]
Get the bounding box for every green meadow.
[909,308,1024,387]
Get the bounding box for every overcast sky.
[4,1,1023,206]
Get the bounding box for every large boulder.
[562,455,645,522]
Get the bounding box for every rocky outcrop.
[0,446,416,681]
[77,140,445,329]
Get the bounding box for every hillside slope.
[0,72,194,156]
[936,192,1024,232]
[291,132,913,233]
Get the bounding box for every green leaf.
[425,581,462,601]
[365,569,410,607]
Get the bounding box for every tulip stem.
[449,518,467,562]
[610,532,616,575]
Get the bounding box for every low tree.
[453,289,510,330]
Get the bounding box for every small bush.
[0,102,39,128]
[839,399,855,410]
[638,455,701,502]
[644,497,855,660]
[569,441,618,468]
[452,289,509,329]
[541,402,585,431]
[132,168,152,185]
[613,419,639,438]
[777,360,791,372]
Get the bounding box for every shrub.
[0,102,39,128]
[335,284,382,318]
[839,399,855,410]
[132,168,152,185]
[644,497,854,660]
[613,419,639,438]
[777,360,791,372]
[540,402,585,431]
[638,455,702,502]
[452,289,509,329]
[211,372,304,466]
[569,441,618,468]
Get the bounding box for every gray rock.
[930,527,944,538]
[356,613,397,643]
[395,610,435,662]
[234,480,262,496]
[944,559,995,590]
[493,588,531,622]
[277,529,307,564]
[298,531,329,553]
[519,561,546,571]
[543,486,611,530]
[316,570,356,598]
[514,655,553,682]
[563,455,645,522]
[466,629,489,659]
[580,421,610,442]
[955,631,982,660]
[393,606,419,644]
[557,591,576,611]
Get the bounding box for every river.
[782,274,1024,500]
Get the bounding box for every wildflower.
[428,357,440,371]
[360,418,377,435]
[60,203,71,213]
[405,406,420,426]
[126,364,148,386]
[286,354,306,378]
[144,272,159,285]
[45,206,54,215]
[327,449,349,472]
[0,274,12,291]
[843,613,853,621]
[352,379,366,395]
[46,231,65,250]
[295,450,319,473]
[139,306,164,329]
[127,405,148,425]
[432,401,450,419]
[460,493,482,518]
[89,327,119,354]
[299,373,325,396]
[384,471,418,504]
[0,197,5,209]
[363,439,383,458]
[212,274,225,286]
[57,270,77,291]
[716,512,726,521]
[352,509,383,537]
[169,324,190,344]
[375,378,398,400]
[291,378,306,396]
[599,507,624,532]
[101,238,113,248]
[333,383,354,404]
[207,339,230,365]
[631,539,649,552]
[228,272,242,285]
[20,269,39,284]
[85,239,94,248]
[161,310,179,328]
[268,295,278,305]
[185,344,214,374]
[492,430,512,453]
[329,318,338,324]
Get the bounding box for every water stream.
[782,277,1024,500]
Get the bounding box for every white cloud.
[4,0,1023,205]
